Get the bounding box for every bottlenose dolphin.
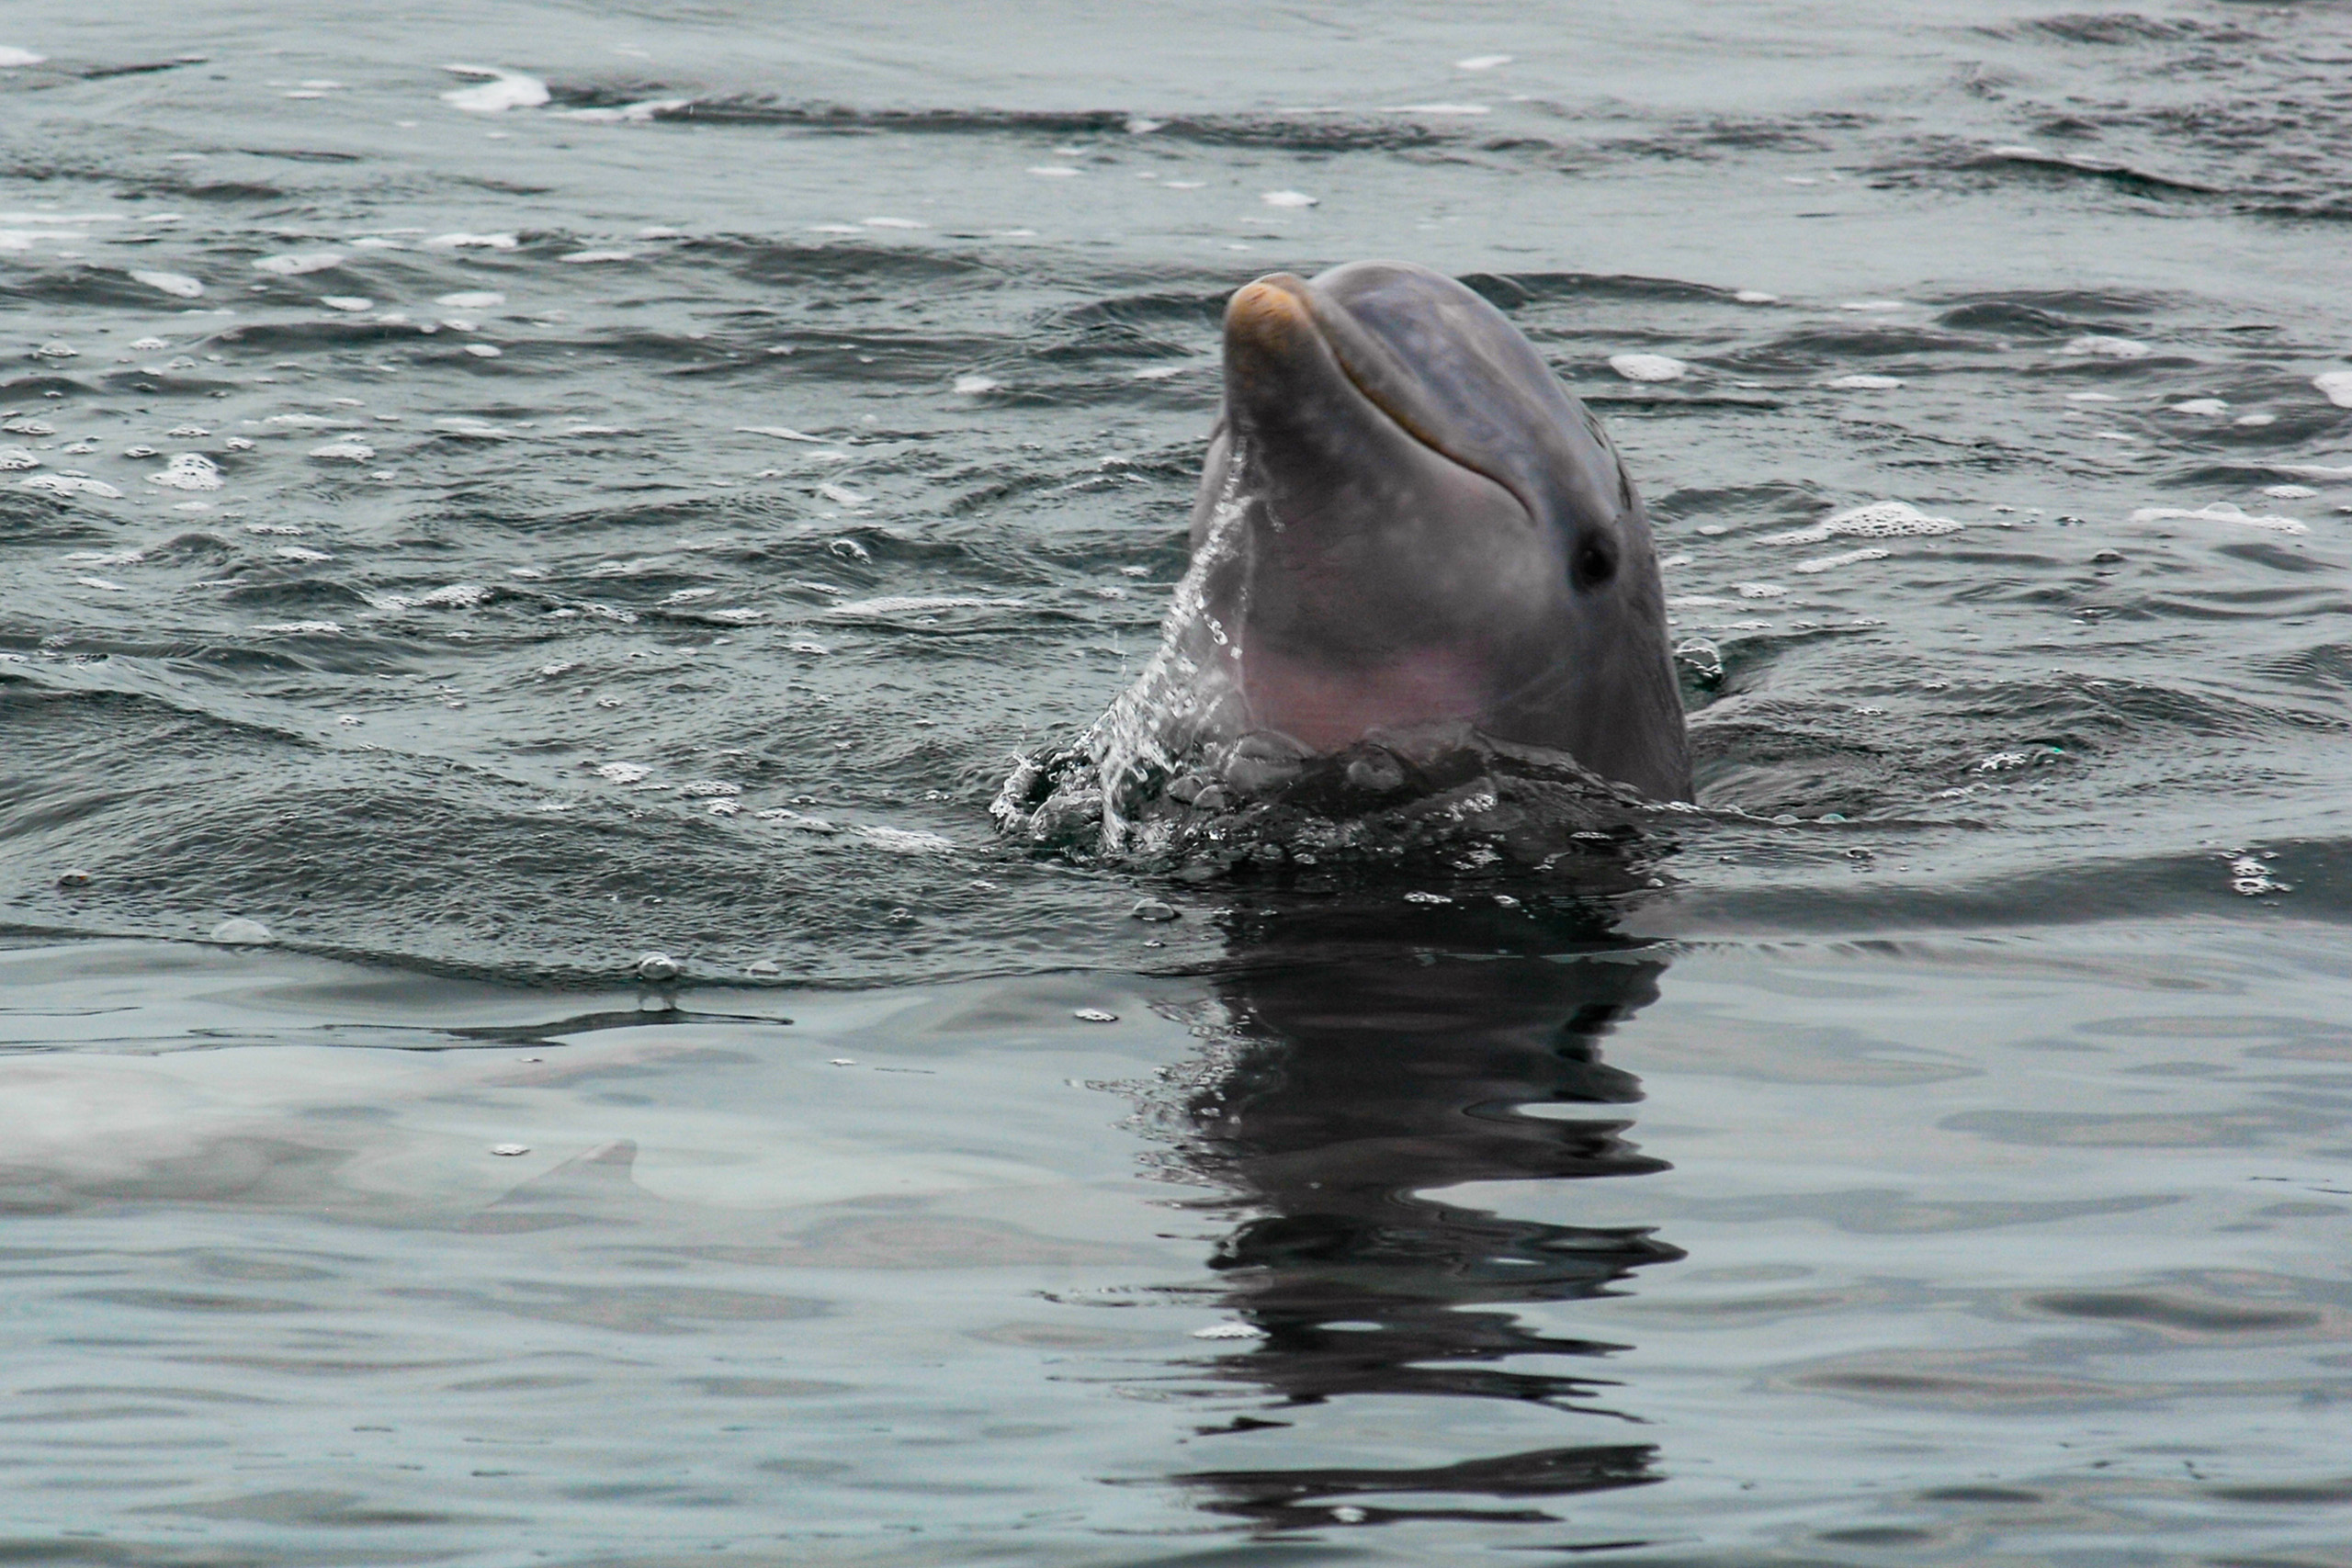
[1182,261,1690,803]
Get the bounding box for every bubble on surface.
[254,251,344,276]
[1794,547,1892,574]
[1735,582,1787,598]
[1072,1009,1118,1023]
[129,335,168,351]
[34,342,75,358]
[207,917,274,945]
[1261,189,1318,207]
[0,446,36,470]
[1610,353,1687,381]
[744,959,781,977]
[2064,334,2150,358]
[2316,371,2352,409]
[129,269,204,298]
[2130,502,2307,535]
[435,290,504,309]
[1828,373,1902,389]
[490,1143,531,1156]
[1770,500,1960,546]
[310,440,376,461]
[594,762,650,784]
[2228,853,2289,897]
[145,454,221,491]
[2262,484,2319,499]
[635,952,682,982]
[441,65,549,114]
[953,375,1000,394]
[464,344,504,358]
[1130,898,1179,921]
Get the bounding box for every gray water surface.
[3,1,2350,1562]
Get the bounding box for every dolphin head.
[1192,260,1690,802]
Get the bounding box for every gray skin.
[1184,260,1690,803]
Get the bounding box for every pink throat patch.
[1239,645,1488,749]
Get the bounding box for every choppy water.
[4,2,2351,1562]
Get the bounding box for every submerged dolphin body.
[1181,261,1690,802]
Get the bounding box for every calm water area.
[4,3,2351,1562]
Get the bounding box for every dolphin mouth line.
[1282,281,1537,520]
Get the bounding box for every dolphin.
[1173,261,1690,803]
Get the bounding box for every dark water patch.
[2026,1289,2322,1336]
[1165,1442,1659,1529]
[1460,271,1740,311]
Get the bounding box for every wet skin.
[1190,261,1691,802]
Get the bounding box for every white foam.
[1769,500,1962,546]
[1388,103,1489,115]
[145,453,221,491]
[464,344,503,358]
[130,269,203,298]
[953,375,999,394]
[2168,398,2227,415]
[254,251,344,276]
[252,621,341,636]
[736,425,823,442]
[321,296,373,311]
[2064,391,2119,402]
[1793,547,1891,574]
[2273,464,2352,480]
[17,475,121,500]
[1454,54,1512,70]
[594,762,650,784]
[418,582,490,607]
[857,826,956,855]
[0,47,45,67]
[861,216,926,230]
[828,595,1026,616]
[276,546,333,562]
[2129,502,2307,535]
[560,250,636,264]
[563,98,686,123]
[435,291,505,309]
[2316,371,2352,409]
[130,336,169,351]
[1734,289,1779,304]
[0,446,35,469]
[425,232,517,250]
[1827,373,1902,389]
[1667,594,1729,608]
[1735,582,1787,598]
[309,440,376,461]
[810,223,862,235]
[2234,412,2275,427]
[1261,189,1318,208]
[1610,353,1687,382]
[2263,484,2319,499]
[441,65,548,114]
[1131,365,1188,379]
[1838,299,1909,311]
[1028,165,1080,177]
[2063,334,2149,358]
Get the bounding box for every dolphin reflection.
[1150,899,1679,1531]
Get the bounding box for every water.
[4,2,2351,1561]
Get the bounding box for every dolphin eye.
[1572,535,1618,592]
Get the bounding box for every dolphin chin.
[1189,261,1691,803]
